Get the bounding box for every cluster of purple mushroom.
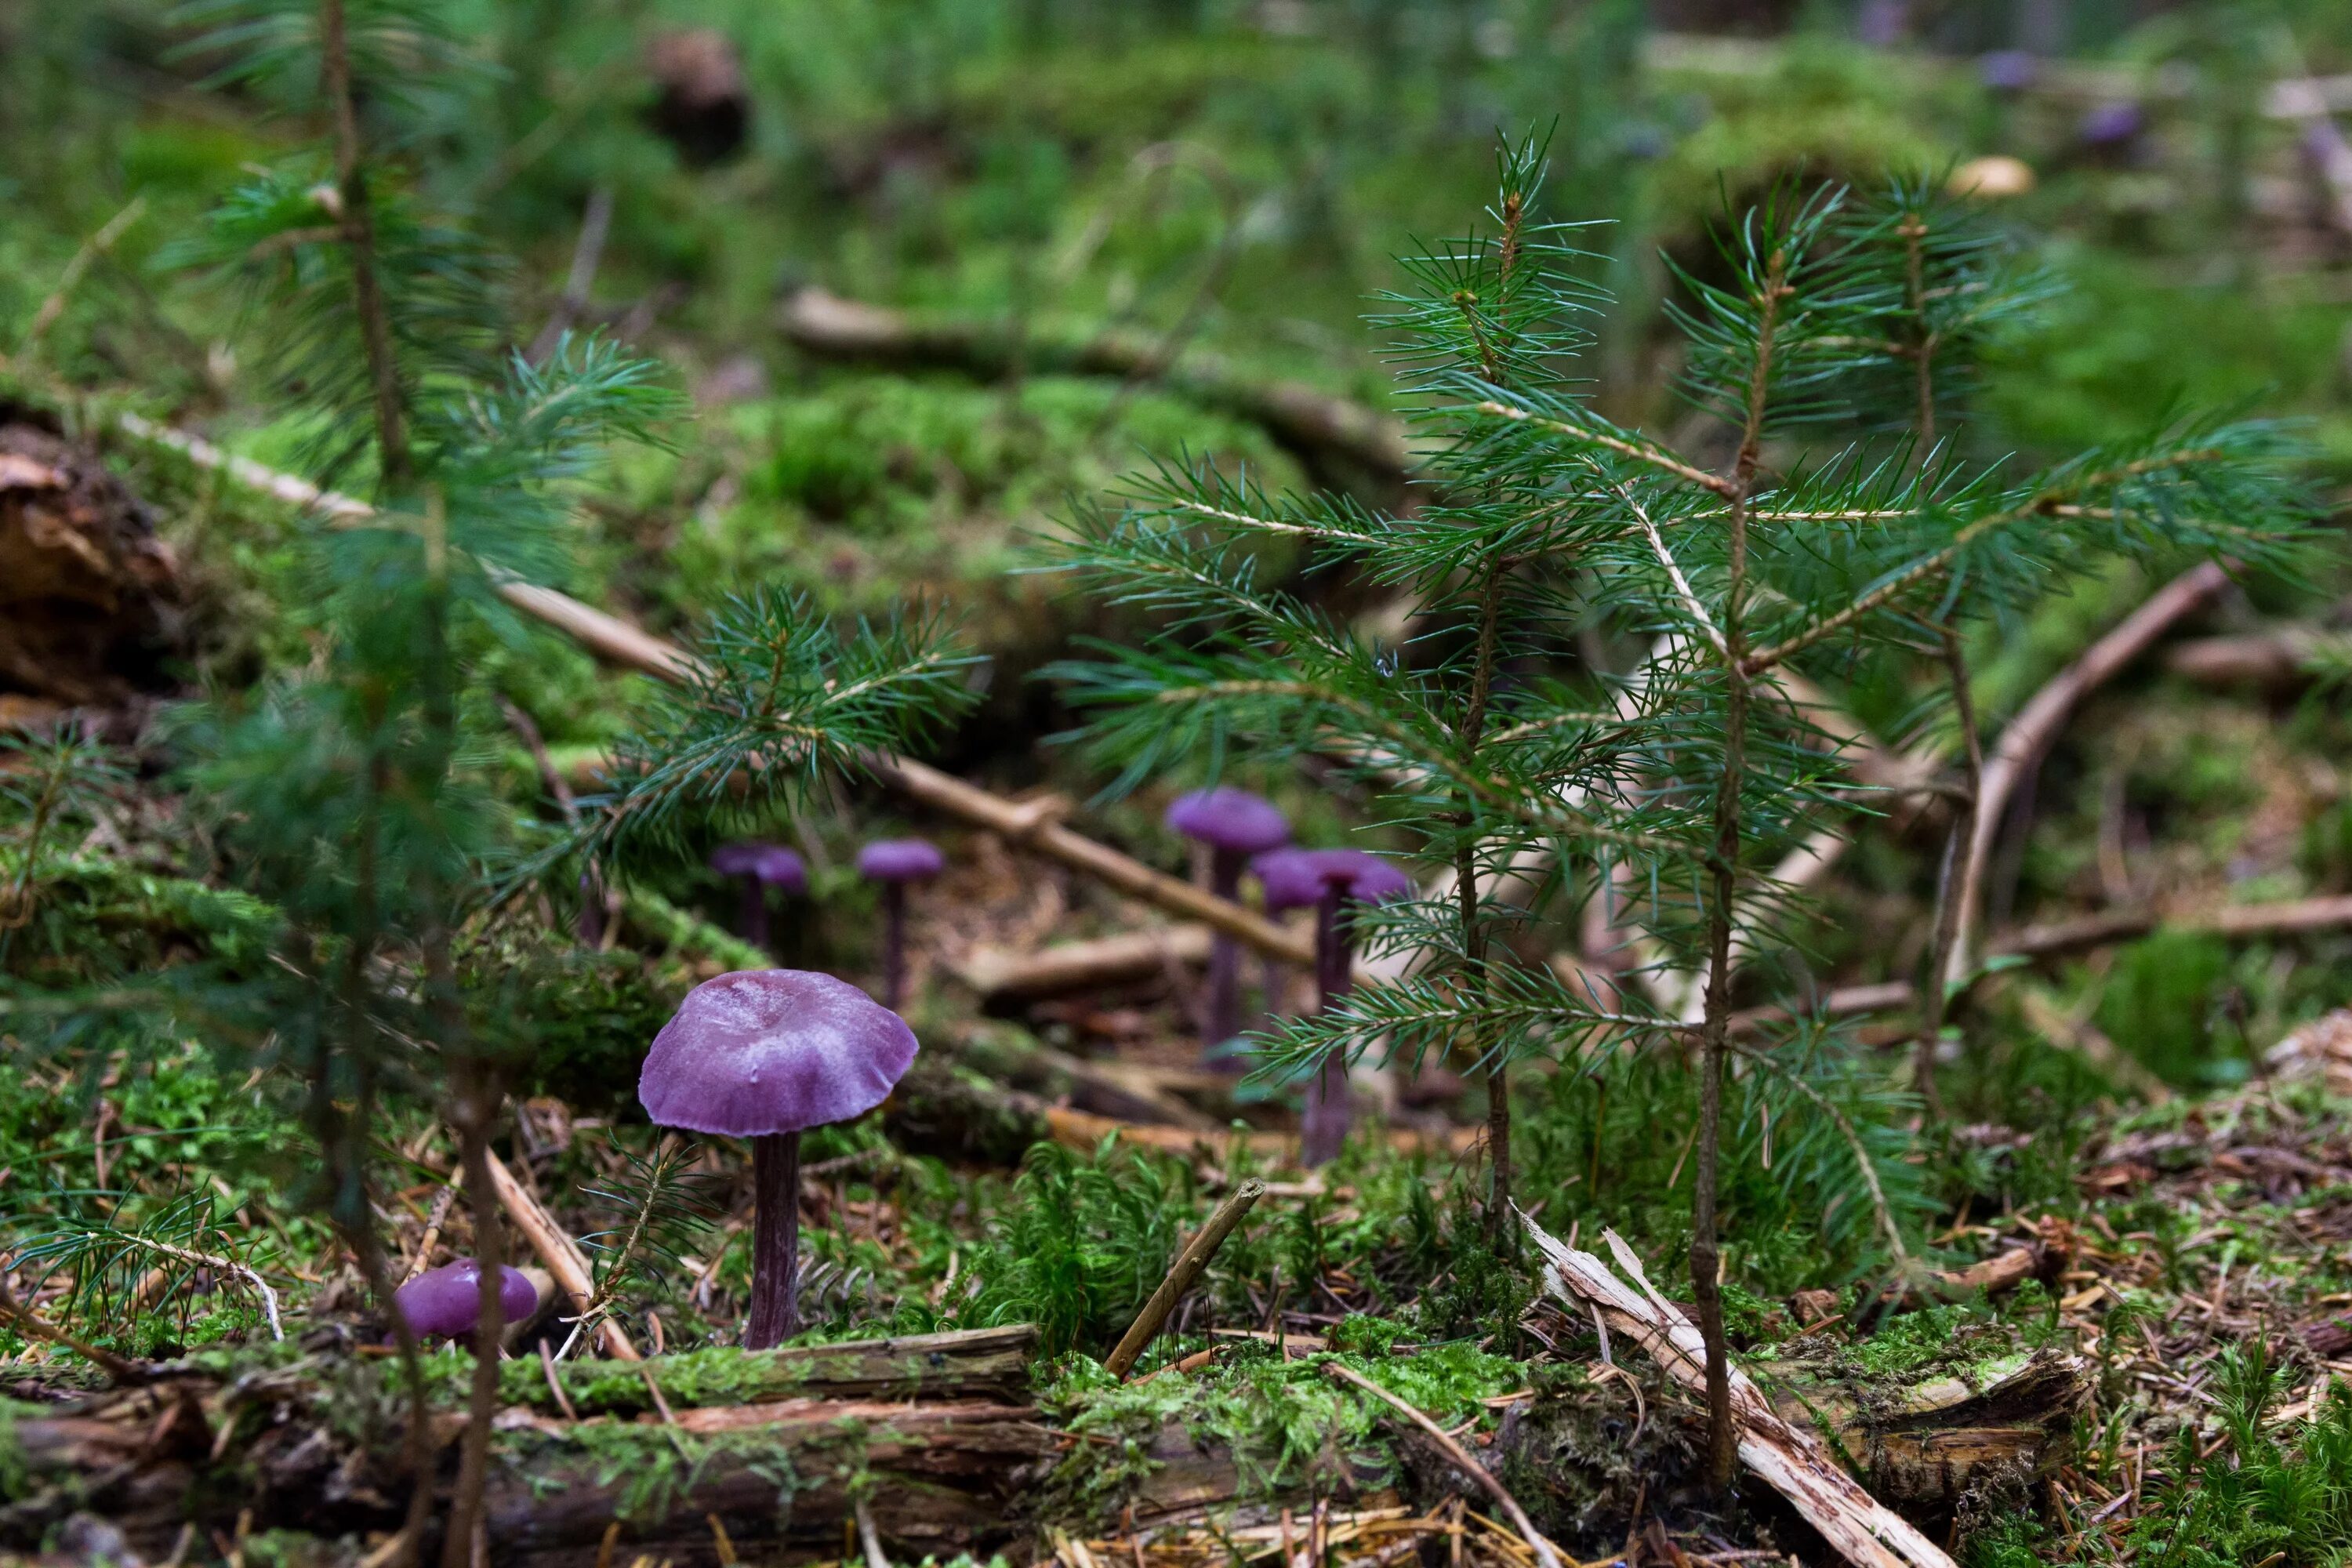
[709,835,944,1009]
[1163,786,1410,1167]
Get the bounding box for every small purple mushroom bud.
[2078,100,2144,151]
[393,1258,539,1344]
[856,838,945,1009]
[1978,49,2038,94]
[1855,0,1906,47]
[710,842,806,956]
[639,969,916,1348]
[1254,849,1412,1167]
[1165,788,1290,1062]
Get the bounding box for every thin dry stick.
[13,195,147,365]
[0,1270,147,1384]
[855,1498,891,1568]
[484,1149,640,1360]
[1912,622,1981,1123]
[104,1233,285,1341]
[1943,561,2232,989]
[1323,1362,1564,1568]
[1104,1178,1265,1378]
[401,1174,462,1285]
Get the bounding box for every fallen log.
[778,286,1412,499]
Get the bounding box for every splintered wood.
[1516,1210,1958,1568]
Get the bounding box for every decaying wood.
[1519,1211,1959,1568]
[778,286,1412,498]
[0,1328,1049,1564]
[1105,1179,1265,1378]
[0,418,182,713]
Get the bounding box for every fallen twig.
[1518,1211,1955,1568]
[1323,1361,1564,1568]
[1946,562,2232,986]
[1105,1178,1265,1378]
[482,1149,639,1361]
[0,1270,148,1384]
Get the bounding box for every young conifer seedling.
[1053,136,2307,1483]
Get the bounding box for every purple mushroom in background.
[710,842,806,956]
[2078,100,2145,153]
[639,969,916,1348]
[1164,788,1290,1060]
[393,1258,539,1345]
[1978,49,2038,94]
[1254,848,1413,1167]
[857,837,945,1010]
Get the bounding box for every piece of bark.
[779,286,1411,501]
[1756,1348,2090,1509]
[0,419,181,707]
[1519,1212,1958,1568]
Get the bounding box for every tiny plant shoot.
[1053,136,2307,1482]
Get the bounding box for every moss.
[499,1417,808,1526]
[1039,1339,1527,1525]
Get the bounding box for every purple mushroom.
[1253,848,1412,1167]
[639,969,916,1348]
[1978,49,2038,94]
[393,1258,539,1345]
[710,842,806,956]
[2078,100,2145,152]
[1164,788,1290,1059]
[857,837,945,1010]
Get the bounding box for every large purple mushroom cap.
[1252,848,1329,914]
[857,838,945,884]
[1165,788,1290,855]
[1323,849,1413,906]
[639,969,917,1138]
[394,1259,539,1341]
[710,842,807,894]
[1255,848,1412,911]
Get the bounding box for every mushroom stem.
[1300,883,1356,1167]
[879,882,908,1011]
[746,1129,803,1348]
[1203,845,1247,1060]
[739,876,771,955]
